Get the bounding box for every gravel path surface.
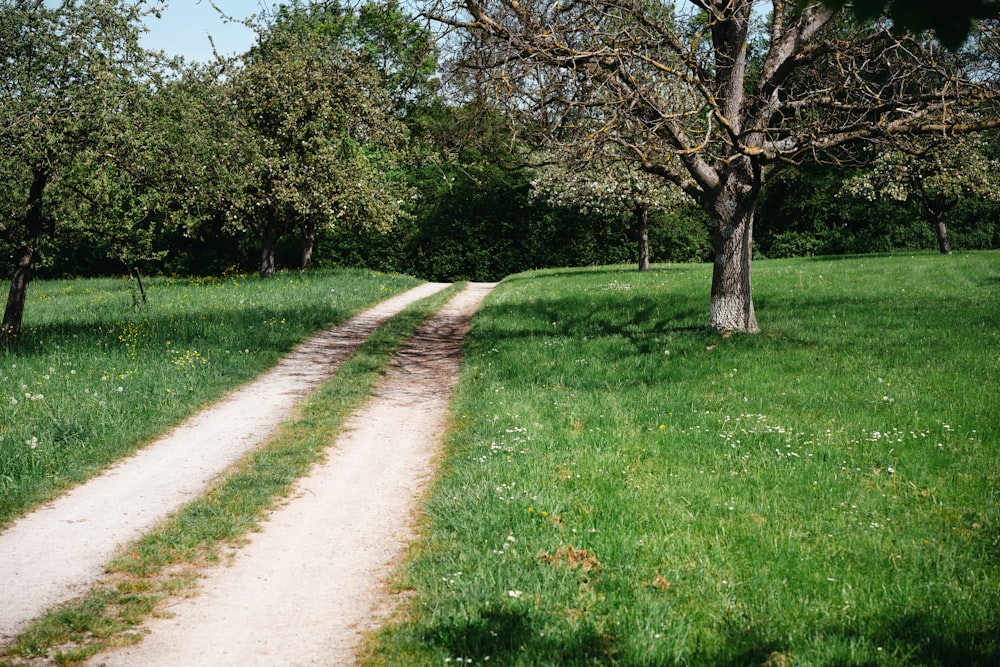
[0,281,452,644]
[88,282,495,666]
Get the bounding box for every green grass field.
[2,254,997,666]
[365,252,1000,666]
[0,268,419,527]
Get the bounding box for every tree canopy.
[841,136,1000,254]
[430,0,1000,332]
[0,0,163,340]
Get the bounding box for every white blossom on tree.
[531,153,683,270]
[842,137,1000,253]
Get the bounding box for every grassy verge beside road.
[0,268,420,527]
[367,252,1000,666]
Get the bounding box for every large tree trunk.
[706,182,760,334]
[636,203,650,272]
[1,169,48,343]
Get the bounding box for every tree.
[429,1,1000,333]
[531,155,683,271]
[204,25,409,277]
[841,137,1000,254]
[0,0,160,341]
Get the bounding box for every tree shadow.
[704,610,1000,667]
[422,604,617,665]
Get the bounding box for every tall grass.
[366,252,1000,666]
[0,268,419,527]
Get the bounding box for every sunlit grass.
[0,268,420,527]
[366,252,1000,666]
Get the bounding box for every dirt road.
[0,281,458,644]
[88,282,495,666]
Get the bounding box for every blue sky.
[140,1,274,62]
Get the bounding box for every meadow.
[365,251,1000,666]
[2,253,998,666]
[0,268,419,527]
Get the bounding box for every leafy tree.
[0,0,160,341]
[197,24,409,277]
[430,1,1000,333]
[841,137,1000,254]
[531,155,683,271]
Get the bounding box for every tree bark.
[301,219,316,270]
[1,169,48,343]
[706,185,760,334]
[259,211,280,278]
[1,251,36,342]
[933,216,952,255]
[926,208,952,255]
[919,193,954,255]
[636,203,650,272]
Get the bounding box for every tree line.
[2,0,999,341]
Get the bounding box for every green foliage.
[756,160,1000,258]
[270,0,438,116]
[0,0,166,337]
[368,252,1000,665]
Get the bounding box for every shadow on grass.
[8,303,355,358]
[420,605,1000,666]
[707,612,1000,667]
[477,290,712,354]
[422,605,616,665]
[501,265,693,283]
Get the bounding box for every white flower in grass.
[507,590,523,599]
[27,437,38,449]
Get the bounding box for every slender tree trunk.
[1,250,36,342]
[919,194,954,255]
[259,211,280,278]
[301,220,316,270]
[636,203,650,272]
[706,183,759,334]
[1,169,48,343]
[929,210,952,255]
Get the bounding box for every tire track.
[0,282,452,643]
